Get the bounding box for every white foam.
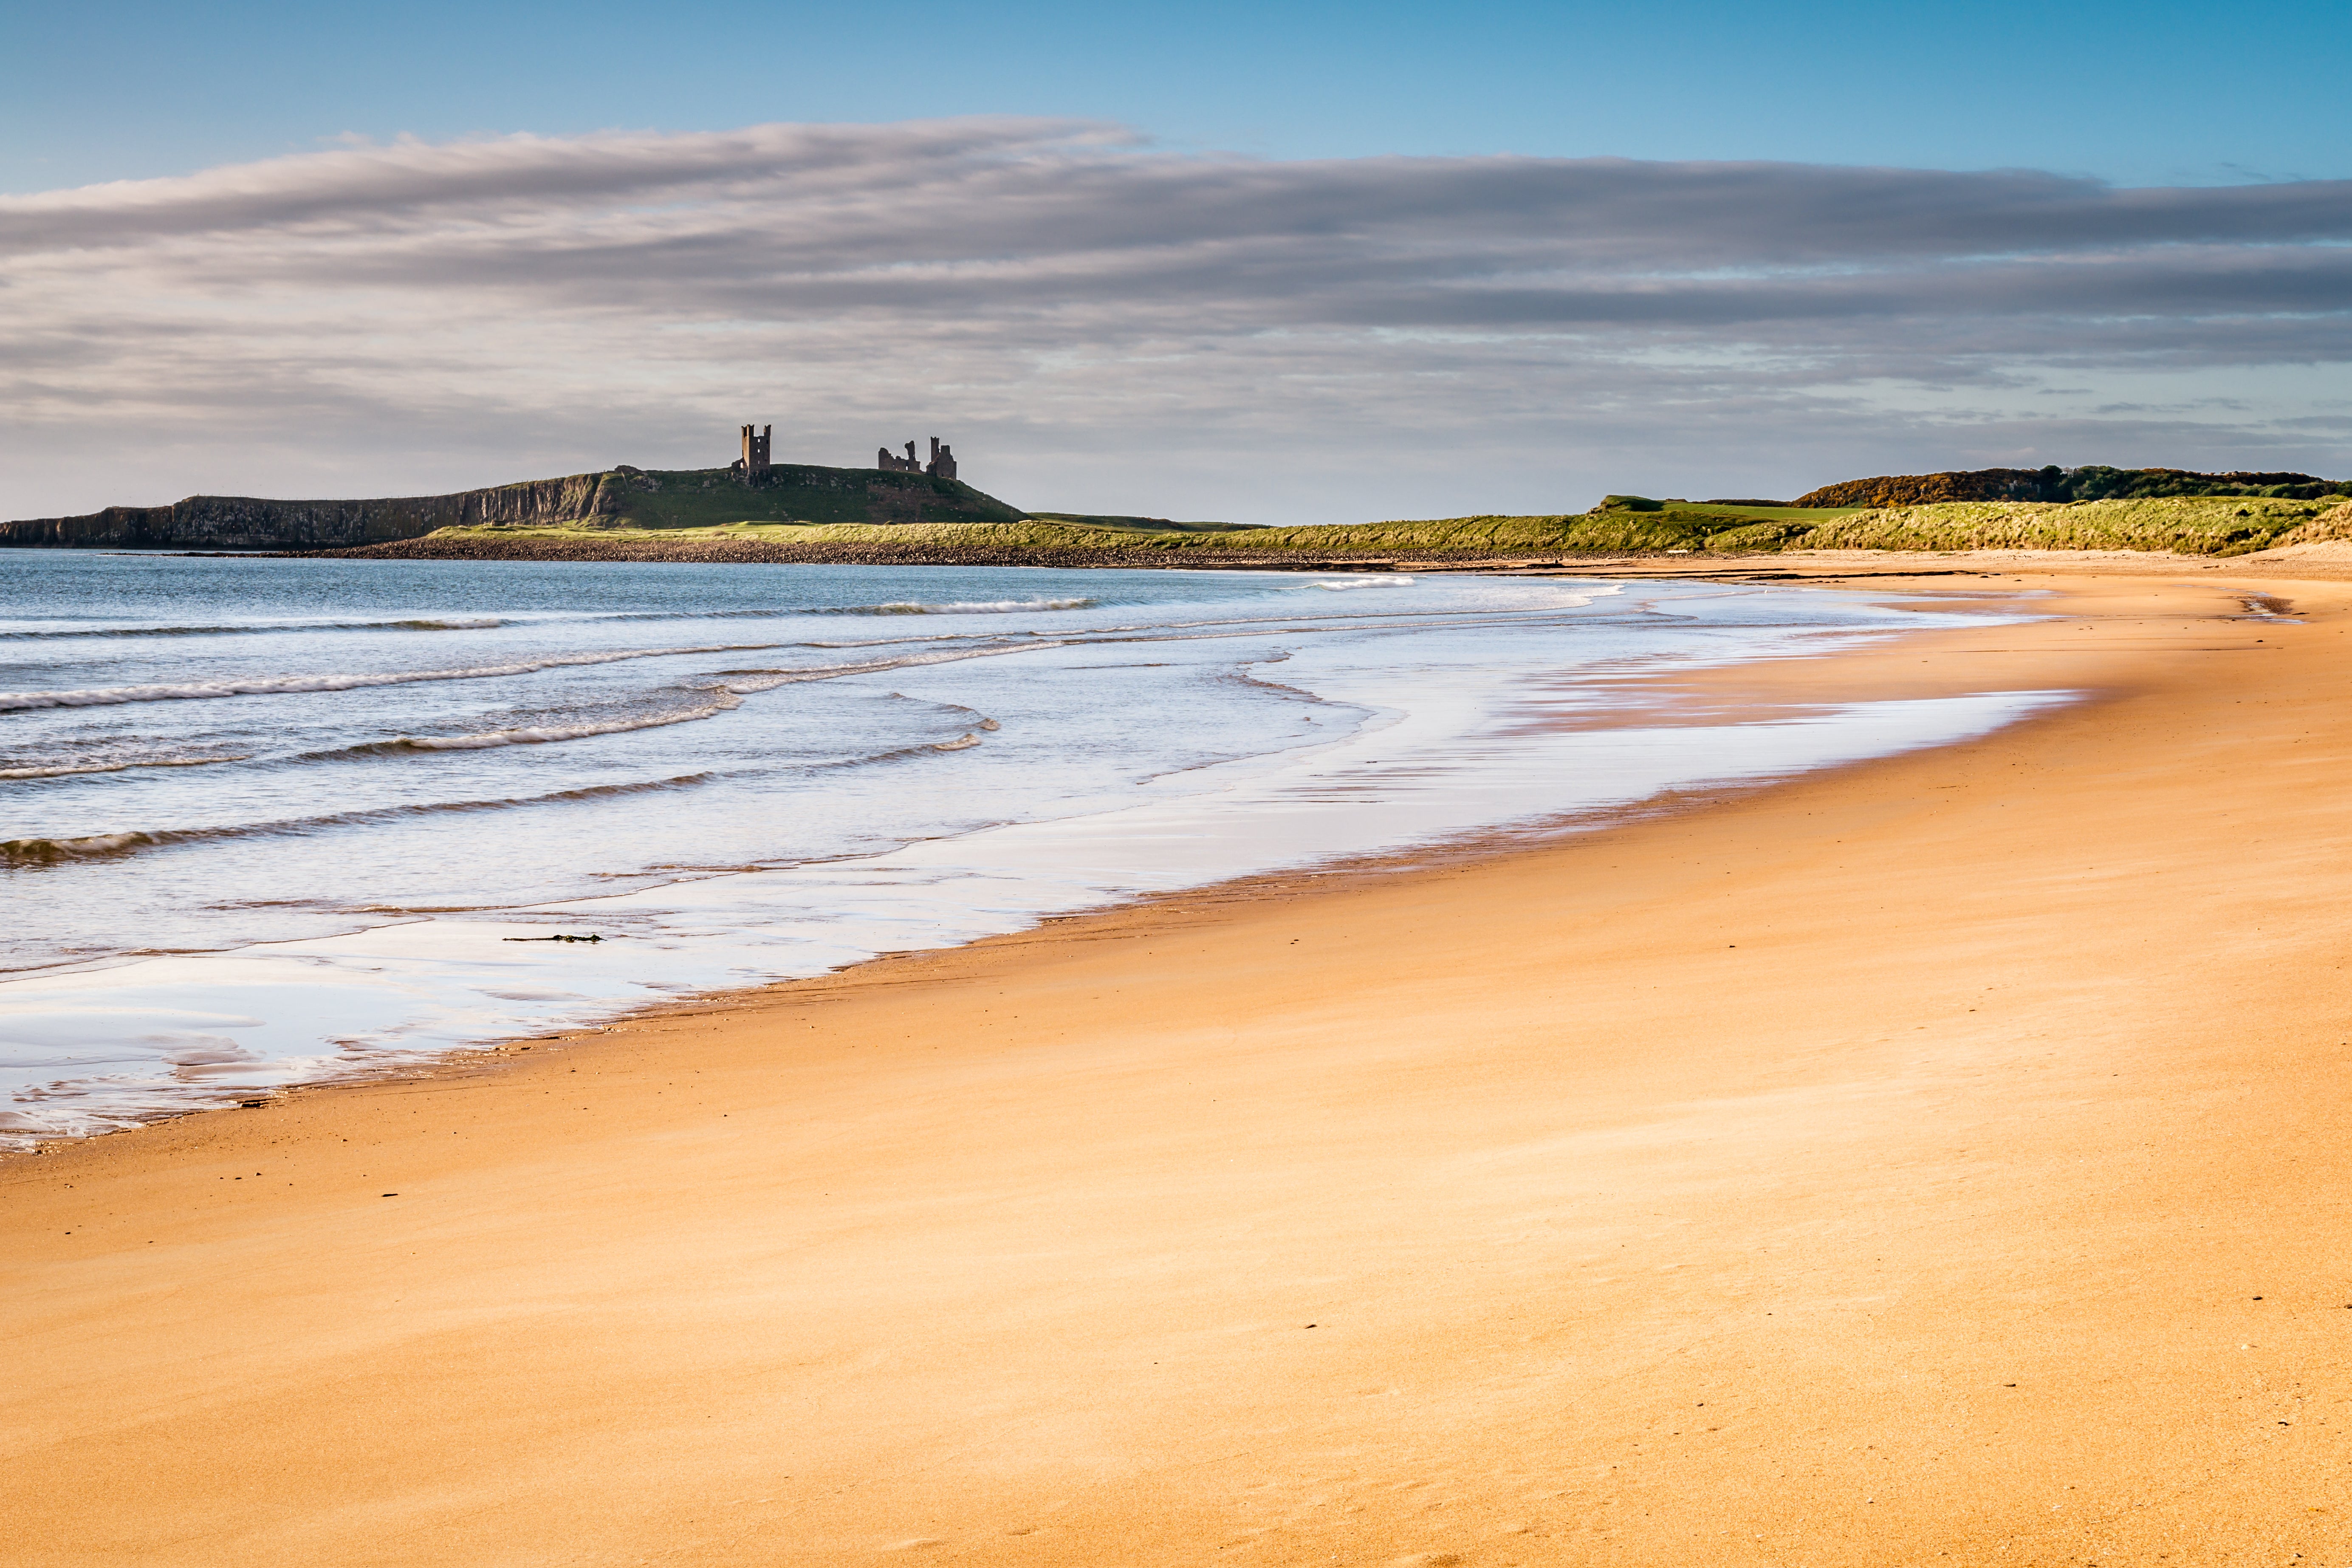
[0,673,2072,1144]
[0,755,245,780]
[0,565,2053,1145]
[395,693,742,750]
[840,597,1096,615]
[0,639,787,712]
[0,614,504,639]
[717,640,1064,693]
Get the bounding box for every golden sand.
[7,566,2351,1565]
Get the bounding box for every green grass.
[1128,510,1828,554]
[422,507,1827,557]
[1787,496,2352,555]
[560,465,1026,529]
[431,511,1786,556]
[406,492,2352,561]
[1022,513,1259,534]
[1651,502,1872,523]
[1594,496,1869,523]
[433,518,1160,550]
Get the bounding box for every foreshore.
[9,562,2352,1565]
[266,531,2352,582]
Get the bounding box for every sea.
[0,552,2057,1144]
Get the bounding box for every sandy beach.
[8,561,2352,1565]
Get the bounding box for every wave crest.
[0,639,784,712]
[0,755,247,781]
[1,774,716,869]
[385,692,741,752]
[718,639,1060,692]
[828,597,1095,616]
[0,615,503,640]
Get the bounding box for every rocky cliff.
[0,463,1026,550]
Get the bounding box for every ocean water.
[0,553,2055,1143]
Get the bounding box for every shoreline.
[0,568,2036,1146]
[10,564,2352,1564]
[28,536,2352,588]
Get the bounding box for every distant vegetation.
[580,465,1022,528]
[0,462,1026,551]
[53,455,2349,565]
[340,515,1619,564]
[356,491,2352,564]
[1021,513,1261,535]
[1571,492,2352,555]
[371,510,1829,562]
[1132,512,1756,554]
[1779,496,2352,555]
[1794,465,2350,509]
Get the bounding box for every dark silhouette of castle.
[730,424,772,481]
[723,423,960,484]
[878,437,957,481]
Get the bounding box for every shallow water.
[0,554,2052,1142]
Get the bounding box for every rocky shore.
[295,532,1437,570]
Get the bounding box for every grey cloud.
[0,119,1116,251]
[2,119,2346,521]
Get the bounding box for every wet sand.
[8,567,2352,1565]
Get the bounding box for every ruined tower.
[875,435,960,478]
[740,424,772,480]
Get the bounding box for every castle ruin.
[723,424,960,486]
[734,424,772,481]
[877,437,957,482]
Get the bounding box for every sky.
[4,0,2349,521]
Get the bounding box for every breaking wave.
[0,616,505,640]
[0,755,248,781]
[0,773,717,868]
[715,639,1064,692]
[371,692,742,752]
[826,597,1096,616]
[0,639,786,712]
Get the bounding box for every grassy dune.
[1785,496,2352,556]
[364,494,2352,564]
[401,511,1796,558]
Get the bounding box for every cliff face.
[0,464,1025,549]
[0,472,634,550]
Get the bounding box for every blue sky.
[3,2,2349,520]
[8,0,2346,192]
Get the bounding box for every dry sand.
[8,566,2352,1565]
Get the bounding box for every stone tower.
[740,424,772,480]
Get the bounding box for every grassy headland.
[317,491,2352,567]
[574,465,1023,529]
[0,463,1026,552]
[27,456,2348,565]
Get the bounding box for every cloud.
[3,119,2347,520]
